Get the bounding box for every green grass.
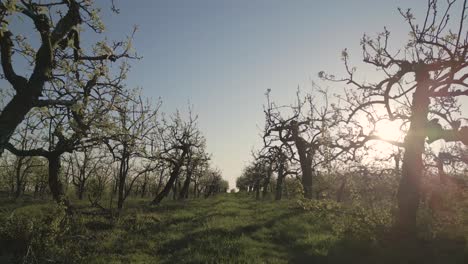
[1,193,468,263]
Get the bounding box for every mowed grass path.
[85,194,343,263]
[3,193,467,263]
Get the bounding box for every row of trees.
[238,0,468,239]
[0,126,228,204]
[0,0,227,210]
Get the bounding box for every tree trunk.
[14,157,24,198]
[48,153,65,203]
[254,179,261,200]
[395,69,430,237]
[77,163,87,200]
[179,176,190,200]
[154,168,165,197]
[135,185,140,196]
[172,178,178,200]
[296,144,313,198]
[15,180,22,198]
[141,174,148,198]
[204,184,215,198]
[0,93,35,156]
[284,179,290,198]
[436,154,448,184]
[193,180,198,198]
[152,154,185,205]
[275,161,285,200]
[117,155,129,210]
[336,178,346,203]
[117,177,125,210]
[113,178,118,195]
[262,165,272,199]
[179,171,192,200]
[291,123,314,199]
[141,183,146,198]
[179,155,193,200]
[77,182,85,200]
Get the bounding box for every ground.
[1,193,468,263]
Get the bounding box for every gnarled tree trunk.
[395,69,430,237]
[117,151,130,210]
[179,171,192,200]
[296,138,313,199]
[179,155,194,200]
[275,160,285,200]
[262,164,272,199]
[48,153,65,204]
[14,156,25,198]
[152,152,186,205]
[291,130,313,199]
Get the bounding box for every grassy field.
[1,194,467,263]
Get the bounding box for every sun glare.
[375,119,405,142]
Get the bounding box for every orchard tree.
[263,89,341,199]
[66,146,106,200]
[254,149,276,199]
[0,0,136,206]
[238,161,267,199]
[179,147,209,200]
[4,42,128,205]
[320,0,468,236]
[201,168,227,198]
[192,157,210,198]
[86,156,112,208]
[2,114,42,198]
[236,167,255,193]
[105,91,160,210]
[151,110,205,205]
[0,0,135,155]
[260,144,297,201]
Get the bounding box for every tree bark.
[172,178,178,200]
[154,168,165,197]
[336,178,346,203]
[296,140,313,199]
[254,179,261,200]
[140,173,148,198]
[291,126,314,199]
[275,161,285,201]
[77,182,85,200]
[395,68,430,237]
[193,179,198,198]
[179,171,192,200]
[152,153,186,205]
[179,154,195,200]
[0,2,81,156]
[262,165,272,199]
[0,93,35,156]
[436,154,448,184]
[14,156,25,198]
[48,153,65,203]
[117,153,129,210]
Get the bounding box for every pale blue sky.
[95,0,426,188]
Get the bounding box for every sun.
[374,119,406,142]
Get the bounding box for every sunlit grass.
[1,193,468,263]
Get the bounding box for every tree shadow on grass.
[158,206,468,264]
[323,234,468,264]
[156,210,308,263]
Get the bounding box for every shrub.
[296,198,392,242]
[0,203,84,263]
